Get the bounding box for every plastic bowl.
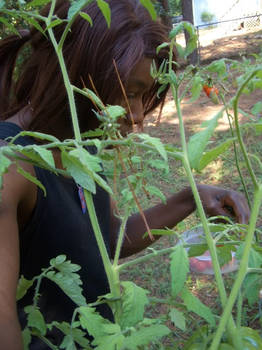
[180,228,238,275]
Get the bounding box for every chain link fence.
[195,14,262,62]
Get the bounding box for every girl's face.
[117,57,154,136]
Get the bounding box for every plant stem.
[236,291,243,328]
[221,94,251,208]
[170,79,240,345]
[233,70,261,190]
[32,332,59,350]
[210,185,262,350]
[84,190,121,322]
[113,211,129,267]
[118,245,177,272]
[45,3,82,143]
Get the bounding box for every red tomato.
[203,85,219,97]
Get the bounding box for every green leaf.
[236,244,262,268]
[143,228,175,238]
[24,306,46,335]
[188,111,223,170]
[157,83,168,98]
[190,75,203,102]
[188,243,207,258]
[251,101,262,116]
[46,256,86,306]
[169,308,186,331]
[91,172,113,195]
[0,152,11,186]
[156,42,169,55]
[123,324,170,350]
[137,133,167,161]
[17,165,46,196]
[0,1,5,9]
[33,146,55,168]
[120,281,149,329]
[68,0,90,20]
[16,145,55,169]
[46,270,86,306]
[22,327,31,350]
[60,334,78,350]
[147,158,169,172]
[16,276,34,301]
[175,43,185,59]
[12,131,59,143]
[22,16,47,37]
[170,245,189,297]
[217,245,233,267]
[139,0,156,20]
[79,11,93,26]
[169,22,184,39]
[181,287,215,326]
[207,59,227,77]
[51,254,67,265]
[46,18,64,30]
[61,150,96,193]
[78,306,125,349]
[197,138,235,171]
[104,105,126,120]
[26,0,51,8]
[81,129,104,138]
[242,273,262,306]
[97,0,111,27]
[144,185,166,203]
[50,321,91,348]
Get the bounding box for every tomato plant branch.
[221,94,251,208]
[169,53,240,344]
[210,185,262,350]
[58,1,93,51]
[46,1,82,143]
[31,331,59,350]
[113,211,129,267]
[84,190,122,322]
[233,69,260,190]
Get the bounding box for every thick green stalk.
[45,2,82,143]
[172,83,228,304]
[113,211,129,267]
[84,190,122,322]
[210,185,262,350]
[171,81,240,346]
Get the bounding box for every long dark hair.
[0,0,170,136]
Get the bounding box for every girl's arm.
[110,185,250,258]
[0,159,37,350]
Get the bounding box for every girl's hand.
[197,184,250,224]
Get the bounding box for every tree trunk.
[159,0,172,30]
[181,0,198,65]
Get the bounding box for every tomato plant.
[1,1,262,350]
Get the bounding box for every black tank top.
[0,122,112,347]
